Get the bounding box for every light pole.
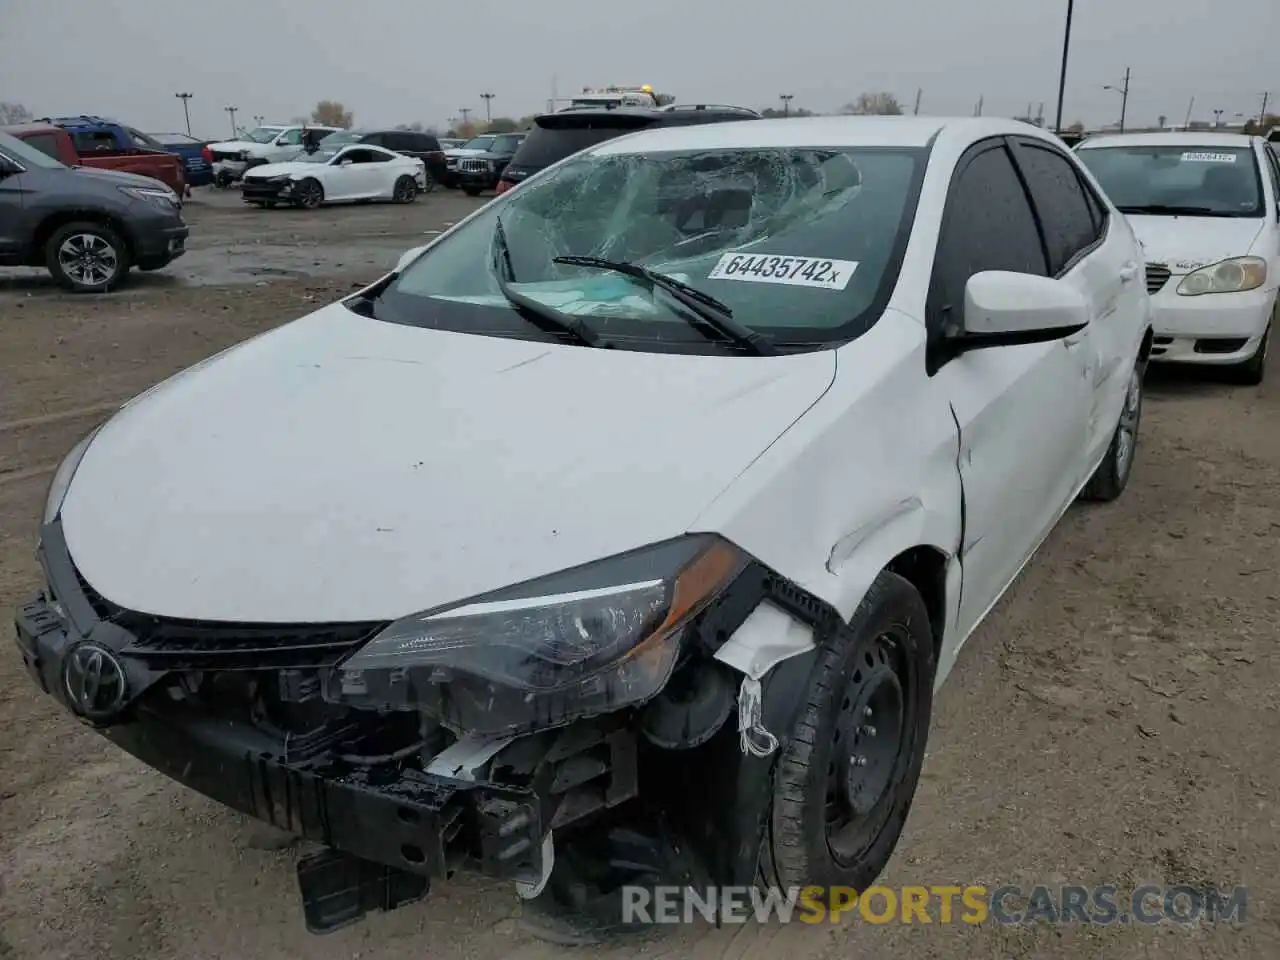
[779,94,794,117]
[1212,108,1224,127]
[480,92,495,126]
[174,92,193,136]
[1103,67,1130,133]
[458,107,472,130]
[224,105,238,137]
[1053,0,1075,134]
[253,114,264,127]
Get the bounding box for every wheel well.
[1138,327,1154,363]
[29,211,133,266]
[885,546,948,659]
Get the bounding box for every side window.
[73,131,117,153]
[127,128,161,150]
[365,132,389,148]
[24,134,61,159]
[1263,147,1280,207]
[928,143,1048,338]
[1013,142,1100,274]
[276,129,304,146]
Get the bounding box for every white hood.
[242,159,324,179]
[62,302,835,623]
[1126,215,1265,274]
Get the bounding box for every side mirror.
[957,271,1088,350]
[395,245,428,273]
[0,156,18,177]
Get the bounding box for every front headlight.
[119,186,178,210]
[43,426,102,524]
[1176,257,1267,296]
[326,535,748,736]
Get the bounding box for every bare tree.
[841,92,904,116]
[485,117,518,133]
[760,106,815,118]
[311,100,354,128]
[0,102,33,124]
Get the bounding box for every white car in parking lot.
[20,116,1151,933]
[1077,132,1279,383]
[239,143,427,208]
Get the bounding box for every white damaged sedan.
[240,142,426,209]
[18,116,1151,936]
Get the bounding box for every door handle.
[1119,262,1139,283]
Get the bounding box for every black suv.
[454,133,526,196]
[314,129,447,189]
[497,104,760,194]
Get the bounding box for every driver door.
[329,148,384,200]
[927,139,1093,640]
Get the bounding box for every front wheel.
[393,176,418,204]
[761,570,935,894]
[1081,359,1143,502]
[1228,321,1269,386]
[295,178,324,209]
[44,222,131,293]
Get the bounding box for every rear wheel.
[44,222,131,293]
[761,571,935,895]
[295,178,324,209]
[393,176,418,204]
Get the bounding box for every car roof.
[1078,131,1259,149]
[1,122,61,136]
[587,115,1044,156]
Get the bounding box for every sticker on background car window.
[707,253,858,290]
[1181,152,1237,163]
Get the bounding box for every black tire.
[393,176,418,204]
[44,221,131,293]
[1080,359,1143,502]
[1228,321,1269,386]
[762,570,935,895]
[296,178,324,209]
[462,186,482,197]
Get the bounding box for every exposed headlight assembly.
[1176,257,1266,296]
[43,426,102,524]
[326,535,748,736]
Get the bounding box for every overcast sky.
[2,0,1273,136]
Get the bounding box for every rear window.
[510,121,650,170]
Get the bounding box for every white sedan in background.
[1077,132,1279,384]
[21,116,1151,934]
[240,143,427,209]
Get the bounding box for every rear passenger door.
[927,139,1094,642]
[1009,137,1144,469]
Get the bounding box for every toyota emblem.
[63,643,128,721]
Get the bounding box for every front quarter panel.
[695,310,962,643]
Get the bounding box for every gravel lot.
[1,188,1278,959]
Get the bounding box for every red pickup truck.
[1,123,185,195]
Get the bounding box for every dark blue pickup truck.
[145,131,214,187]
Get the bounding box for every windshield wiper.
[1116,204,1241,218]
[552,255,775,356]
[491,218,605,348]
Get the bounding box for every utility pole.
[973,95,984,117]
[913,88,923,115]
[1260,92,1271,128]
[1104,66,1130,132]
[1053,0,1075,133]
[779,93,793,117]
[480,92,495,126]
[174,92,193,136]
[224,105,238,138]
[1037,102,1045,126]
[1184,95,1195,129]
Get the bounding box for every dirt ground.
[1,188,1278,959]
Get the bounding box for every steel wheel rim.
[1115,367,1142,476]
[58,233,118,287]
[824,630,913,865]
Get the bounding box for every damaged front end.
[15,525,828,935]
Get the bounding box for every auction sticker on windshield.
[708,253,858,291]
[1181,152,1237,163]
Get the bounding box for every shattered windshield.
[380,144,924,352]
[241,127,284,143]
